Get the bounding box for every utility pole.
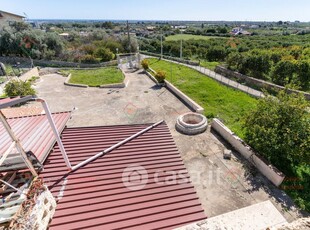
[127,20,133,68]
[160,32,163,59]
[127,20,131,53]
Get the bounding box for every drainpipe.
[36,99,72,170]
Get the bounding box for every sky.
[1,0,310,22]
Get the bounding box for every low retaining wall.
[145,68,159,84]
[64,74,88,88]
[146,68,204,113]
[19,67,39,81]
[165,80,204,114]
[211,118,285,187]
[215,66,310,100]
[64,68,128,89]
[0,56,117,68]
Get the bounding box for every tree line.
[0,22,137,64]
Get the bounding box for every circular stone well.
[176,112,208,135]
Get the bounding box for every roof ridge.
[65,121,167,129]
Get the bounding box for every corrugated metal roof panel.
[0,112,71,163]
[41,123,206,230]
[1,107,44,118]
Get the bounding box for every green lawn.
[147,58,257,137]
[63,67,124,87]
[166,34,216,41]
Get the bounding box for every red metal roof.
[0,112,71,163]
[1,107,44,118]
[41,122,206,230]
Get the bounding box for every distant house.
[230,27,252,36]
[146,26,156,31]
[59,32,70,39]
[0,10,25,29]
[171,25,187,29]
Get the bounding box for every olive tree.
[243,90,310,171]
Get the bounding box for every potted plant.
[141,59,149,71]
[155,70,166,86]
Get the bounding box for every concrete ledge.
[64,74,88,88]
[19,67,39,81]
[211,118,285,187]
[145,68,159,84]
[176,201,287,230]
[64,69,128,89]
[165,80,204,113]
[146,68,204,113]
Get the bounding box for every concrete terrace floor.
[34,67,302,223]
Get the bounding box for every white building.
[0,10,25,30]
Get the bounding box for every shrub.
[155,70,166,83]
[243,90,310,212]
[243,90,310,170]
[95,47,115,62]
[206,46,226,61]
[80,54,98,64]
[4,80,36,97]
[141,59,149,70]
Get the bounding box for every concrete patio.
[33,67,303,223]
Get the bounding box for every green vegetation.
[154,70,166,83]
[243,91,310,212]
[141,34,310,91]
[4,65,14,76]
[199,60,220,70]
[148,57,310,212]
[65,67,124,87]
[166,34,215,41]
[227,47,310,91]
[2,65,23,76]
[141,59,149,70]
[0,22,137,64]
[147,58,257,136]
[0,77,5,84]
[4,79,36,97]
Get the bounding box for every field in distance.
[165,34,223,41]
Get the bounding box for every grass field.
[147,58,257,137]
[166,34,217,41]
[62,67,123,87]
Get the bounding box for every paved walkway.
[33,68,301,223]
